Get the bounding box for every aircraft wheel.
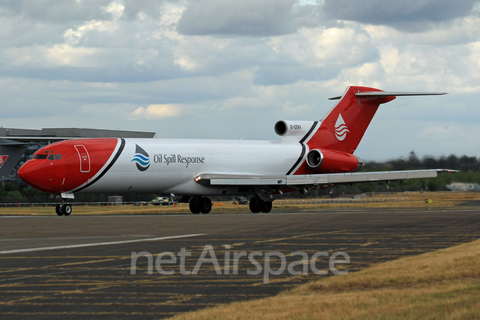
[56,204,64,216]
[260,201,272,213]
[189,198,200,214]
[63,204,72,216]
[199,197,212,214]
[249,197,261,213]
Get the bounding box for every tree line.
[367,151,480,173]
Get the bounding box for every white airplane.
[18,86,451,216]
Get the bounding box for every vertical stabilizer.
[286,86,445,175]
[308,86,394,154]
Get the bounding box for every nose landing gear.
[55,193,74,216]
[55,203,72,216]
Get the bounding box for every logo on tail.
[335,113,350,141]
[131,145,150,171]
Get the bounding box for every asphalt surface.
[1,208,480,319]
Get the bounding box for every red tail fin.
[288,86,445,175]
[308,86,395,154]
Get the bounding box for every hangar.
[0,127,156,182]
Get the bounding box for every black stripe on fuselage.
[71,138,126,193]
[285,121,318,175]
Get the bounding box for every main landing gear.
[55,203,72,216]
[187,196,273,214]
[249,196,272,213]
[189,196,212,214]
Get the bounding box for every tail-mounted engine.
[306,148,365,173]
[274,120,316,140]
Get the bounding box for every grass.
[276,191,480,209]
[168,238,480,320]
[0,192,479,215]
[0,203,193,216]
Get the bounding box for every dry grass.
[0,192,479,216]
[169,238,480,320]
[0,203,192,215]
[276,191,480,209]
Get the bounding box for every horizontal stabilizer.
[329,92,447,100]
[356,92,447,97]
[195,169,456,187]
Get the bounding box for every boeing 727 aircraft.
[18,86,451,215]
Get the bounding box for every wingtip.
[437,169,458,173]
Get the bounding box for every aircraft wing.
[195,169,455,187]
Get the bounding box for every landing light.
[195,176,201,182]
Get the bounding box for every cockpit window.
[34,153,62,161]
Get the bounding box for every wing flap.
[196,169,455,187]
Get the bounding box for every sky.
[1,0,480,161]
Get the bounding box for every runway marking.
[0,233,205,255]
[0,235,157,242]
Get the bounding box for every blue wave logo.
[131,144,150,171]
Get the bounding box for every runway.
[1,208,480,319]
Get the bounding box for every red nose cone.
[17,161,33,184]
[18,160,61,193]
[17,160,48,192]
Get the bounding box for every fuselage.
[18,137,302,196]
